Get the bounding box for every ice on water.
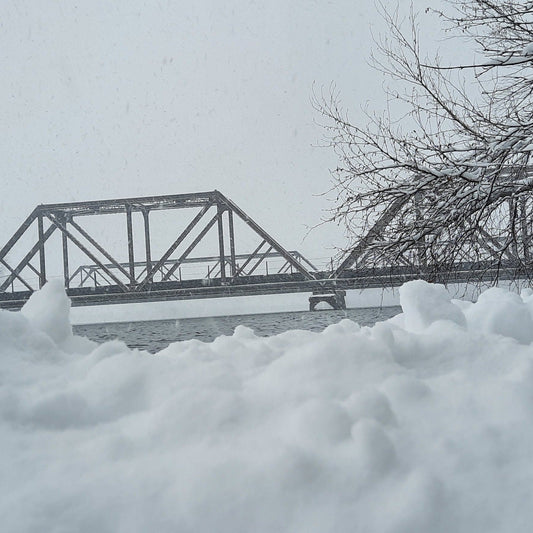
[2,279,533,532]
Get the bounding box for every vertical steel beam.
[228,209,236,277]
[143,209,152,274]
[217,203,226,281]
[519,197,530,261]
[137,202,212,289]
[37,214,46,288]
[61,217,70,289]
[126,206,135,283]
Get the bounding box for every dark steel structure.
[332,166,533,278]
[67,251,318,289]
[1,190,531,312]
[0,191,344,310]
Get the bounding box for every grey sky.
[2,0,448,266]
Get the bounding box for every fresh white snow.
[2,279,533,532]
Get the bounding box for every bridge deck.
[1,264,528,310]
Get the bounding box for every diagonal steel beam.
[46,215,130,292]
[68,265,84,285]
[92,267,114,288]
[161,213,222,282]
[137,202,213,289]
[478,227,517,261]
[0,209,38,262]
[67,218,133,282]
[79,267,93,288]
[333,196,408,277]
[292,252,318,272]
[246,245,274,276]
[0,259,34,291]
[216,191,315,280]
[207,260,220,278]
[26,262,41,278]
[136,265,148,281]
[78,266,114,288]
[233,240,266,278]
[0,225,56,292]
[161,264,180,282]
[278,261,291,274]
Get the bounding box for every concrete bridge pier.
[309,290,347,311]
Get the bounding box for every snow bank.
[2,280,533,532]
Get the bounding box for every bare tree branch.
[315,0,533,283]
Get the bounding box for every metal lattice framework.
[333,168,533,281]
[0,191,329,308]
[3,186,532,312]
[68,251,317,289]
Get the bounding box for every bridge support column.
[142,209,152,274]
[60,215,69,289]
[217,204,226,281]
[228,209,236,277]
[126,205,135,285]
[37,214,46,288]
[309,290,347,311]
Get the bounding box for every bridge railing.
[66,251,318,289]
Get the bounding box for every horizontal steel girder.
[33,191,220,218]
[1,261,533,310]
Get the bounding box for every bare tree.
[315,0,533,282]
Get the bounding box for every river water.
[74,306,401,353]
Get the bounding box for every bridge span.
[0,190,529,311]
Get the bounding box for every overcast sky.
[1,0,451,266]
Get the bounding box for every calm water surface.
[74,307,401,353]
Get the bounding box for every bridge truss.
[2,188,531,312]
[332,168,533,284]
[0,191,339,309]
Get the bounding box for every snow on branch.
[315,0,533,282]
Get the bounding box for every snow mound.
[21,279,72,344]
[20,279,95,354]
[399,279,466,331]
[2,280,533,532]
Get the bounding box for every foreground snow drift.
[2,280,533,532]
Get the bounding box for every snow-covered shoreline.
[2,279,533,532]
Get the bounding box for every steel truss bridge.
[0,190,530,311]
